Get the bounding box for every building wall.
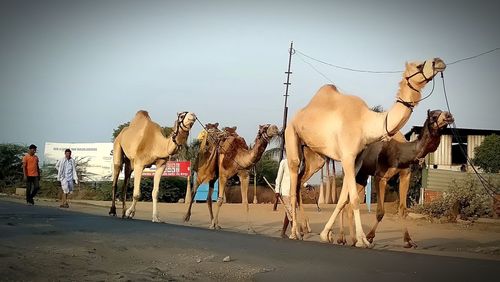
[423,168,500,203]
[467,135,485,160]
[429,135,452,169]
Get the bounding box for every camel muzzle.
[433,58,446,72]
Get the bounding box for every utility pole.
[279,41,293,161]
[274,41,294,211]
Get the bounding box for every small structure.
[405,127,500,203]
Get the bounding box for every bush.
[0,143,27,189]
[413,176,496,220]
[473,134,500,173]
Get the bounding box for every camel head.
[223,126,238,135]
[404,58,446,93]
[174,111,196,132]
[205,122,219,130]
[257,124,280,142]
[425,109,454,136]
[171,112,196,147]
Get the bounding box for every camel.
[109,110,196,222]
[284,58,446,247]
[337,109,454,248]
[184,124,279,230]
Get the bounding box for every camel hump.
[130,110,152,125]
[321,84,338,92]
[135,110,151,119]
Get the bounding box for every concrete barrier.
[15,188,26,196]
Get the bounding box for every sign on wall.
[142,161,191,177]
[44,142,115,181]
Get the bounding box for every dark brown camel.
[339,109,454,248]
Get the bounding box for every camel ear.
[214,122,219,128]
[427,109,431,117]
[232,126,237,131]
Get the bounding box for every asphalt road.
[0,199,497,281]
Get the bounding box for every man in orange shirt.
[22,144,40,205]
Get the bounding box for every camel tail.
[112,135,125,175]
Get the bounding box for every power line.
[294,49,401,74]
[447,47,500,65]
[296,54,335,83]
[294,47,500,74]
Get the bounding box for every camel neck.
[383,80,422,136]
[158,129,189,158]
[393,127,442,167]
[414,125,442,159]
[237,137,268,169]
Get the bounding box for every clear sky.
[1,0,499,161]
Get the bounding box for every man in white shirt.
[57,149,79,208]
[275,158,293,238]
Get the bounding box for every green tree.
[473,134,500,173]
[253,149,280,185]
[112,122,173,141]
[0,143,27,188]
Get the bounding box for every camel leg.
[321,157,372,248]
[184,175,203,222]
[337,209,347,245]
[284,127,303,240]
[125,166,144,219]
[152,159,166,223]
[109,142,123,216]
[320,181,349,243]
[367,176,386,243]
[207,179,216,222]
[109,162,121,216]
[298,146,325,235]
[399,169,417,248]
[120,161,132,218]
[238,170,254,233]
[348,182,367,245]
[346,201,356,246]
[211,175,227,229]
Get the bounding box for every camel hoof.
[366,231,375,243]
[320,230,334,243]
[404,240,418,249]
[109,207,116,216]
[125,209,135,219]
[304,220,312,233]
[209,223,221,230]
[152,215,161,223]
[337,236,347,245]
[355,237,375,249]
[183,213,191,222]
[109,212,116,217]
[247,227,257,234]
[297,230,303,240]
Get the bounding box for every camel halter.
[259,127,271,143]
[404,60,435,93]
[425,110,441,137]
[171,111,189,148]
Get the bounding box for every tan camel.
[109,110,196,222]
[285,58,446,247]
[184,124,279,230]
[338,109,454,247]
